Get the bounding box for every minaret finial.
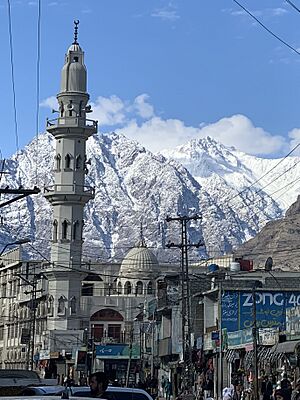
[139,220,146,247]
[73,20,79,44]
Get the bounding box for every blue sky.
[1,0,300,158]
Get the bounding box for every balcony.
[46,116,98,130]
[158,337,172,356]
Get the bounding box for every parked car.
[70,386,153,400]
[19,386,65,396]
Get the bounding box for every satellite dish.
[265,256,273,271]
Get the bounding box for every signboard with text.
[222,290,300,332]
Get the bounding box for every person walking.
[166,379,173,400]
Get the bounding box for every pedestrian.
[166,379,173,400]
[292,379,300,400]
[262,376,273,400]
[89,371,109,398]
[203,376,214,399]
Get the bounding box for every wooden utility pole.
[166,214,203,390]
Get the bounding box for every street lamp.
[0,238,31,256]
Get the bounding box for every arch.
[117,282,122,295]
[75,154,82,169]
[147,281,153,295]
[124,281,132,295]
[65,153,72,169]
[136,281,143,295]
[70,296,76,314]
[53,220,58,242]
[47,295,54,316]
[55,154,61,171]
[73,220,79,241]
[58,295,66,315]
[90,308,124,322]
[62,220,68,240]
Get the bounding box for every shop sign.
[39,349,50,360]
[75,350,87,371]
[258,328,279,346]
[95,344,140,359]
[222,290,300,332]
[50,352,60,359]
[227,328,252,349]
[203,333,215,351]
[211,331,219,341]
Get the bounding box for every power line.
[228,141,300,205]
[35,0,42,185]
[7,0,19,153]
[284,0,300,14]
[232,0,300,56]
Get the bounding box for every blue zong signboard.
[221,290,300,332]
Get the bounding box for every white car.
[70,386,154,400]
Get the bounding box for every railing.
[46,116,98,130]
[44,184,95,195]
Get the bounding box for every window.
[75,155,82,169]
[55,154,61,171]
[117,282,122,295]
[70,296,76,314]
[53,220,58,242]
[47,296,54,316]
[108,324,121,342]
[65,153,72,169]
[147,282,153,295]
[124,281,132,295]
[92,324,104,341]
[136,281,143,295]
[73,220,79,241]
[62,220,68,240]
[58,296,66,315]
[82,283,93,296]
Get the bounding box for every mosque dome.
[119,239,159,277]
[68,43,83,52]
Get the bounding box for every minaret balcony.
[46,116,97,138]
[44,184,95,204]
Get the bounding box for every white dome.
[119,240,158,277]
[68,43,83,52]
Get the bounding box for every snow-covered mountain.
[1,133,297,262]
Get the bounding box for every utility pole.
[166,214,203,391]
[252,284,259,400]
[126,324,134,387]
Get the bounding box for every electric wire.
[228,141,300,205]
[232,0,300,56]
[7,0,19,153]
[284,0,300,14]
[35,0,42,185]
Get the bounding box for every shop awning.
[271,341,300,354]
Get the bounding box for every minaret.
[44,21,97,330]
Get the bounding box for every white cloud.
[40,94,290,157]
[151,9,180,21]
[194,115,287,156]
[288,128,300,155]
[115,114,288,156]
[90,95,127,126]
[40,96,58,110]
[132,94,154,119]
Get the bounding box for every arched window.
[76,155,82,169]
[73,220,79,241]
[53,220,58,242]
[124,281,132,295]
[58,296,66,315]
[147,282,153,295]
[65,153,72,169]
[47,296,54,316]
[70,296,76,314]
[55,154,61,171]
[117,282,122,295]
[62,220,68,240]
[136,281,143,295]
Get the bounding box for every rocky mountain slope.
[0,133,296,262]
